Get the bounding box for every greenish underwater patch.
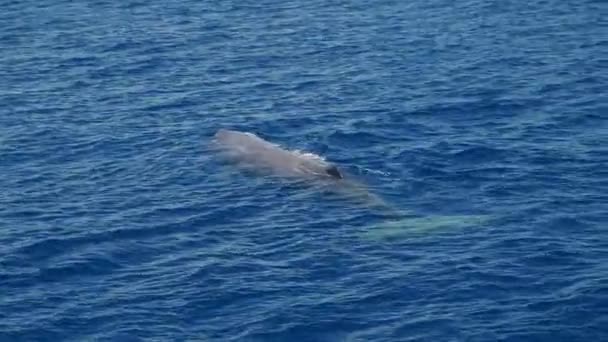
[360,214,492,241]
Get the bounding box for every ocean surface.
[1,0,606,341]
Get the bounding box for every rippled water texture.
[1,0,606,341]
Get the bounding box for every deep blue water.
[1,0,607,341]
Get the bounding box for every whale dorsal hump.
[326,165,343,179]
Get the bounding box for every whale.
[212,128,344,181]
[209,128,492,239]
[211,128,397,211]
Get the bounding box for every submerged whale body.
[212,129,343,180]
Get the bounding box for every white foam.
[291,149,327,162]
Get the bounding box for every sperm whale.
[209,128,492,239]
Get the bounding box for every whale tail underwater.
[210,128,490,239]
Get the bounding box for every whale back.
[212,129,340,179]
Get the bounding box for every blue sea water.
[1,0,607,340]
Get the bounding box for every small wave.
[354,166,391,177]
